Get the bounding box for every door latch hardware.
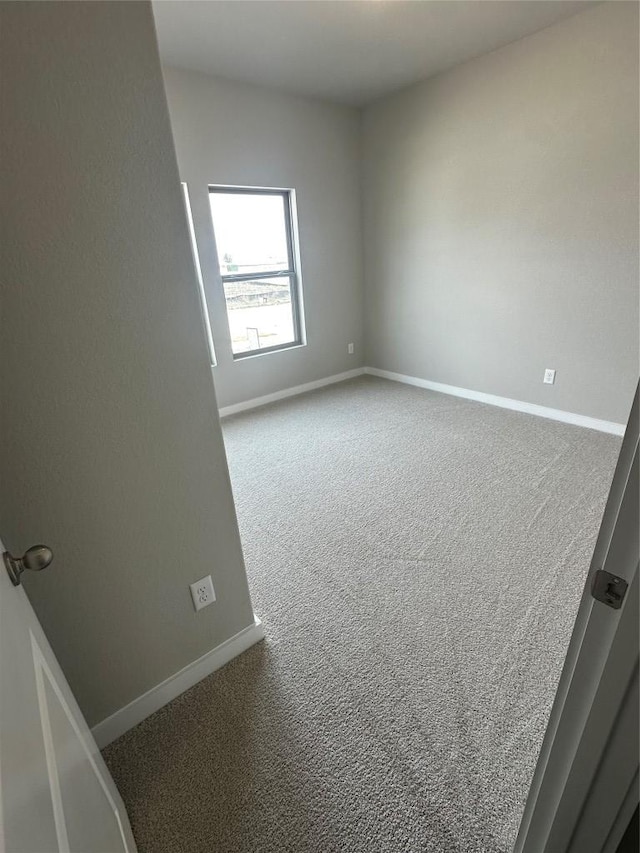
[3,545,53,586]
[591,569,628,610]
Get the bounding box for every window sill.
[231,341,306,362]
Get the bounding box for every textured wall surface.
[362,2,639,424]
[0,1,255,726]
[162,66,364,408]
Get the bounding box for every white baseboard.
[218,368,366,417]
[364,367,626,436]
[92,616,265,748]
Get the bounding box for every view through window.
[209,188,304,357]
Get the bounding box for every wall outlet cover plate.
[189,575,216,611]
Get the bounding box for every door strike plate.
[591,569,628,610]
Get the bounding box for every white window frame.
[209,185,305,360]
[181,183,216,366]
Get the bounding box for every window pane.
[223,277,297,355]
[210,192,290,276]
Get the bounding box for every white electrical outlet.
[348,342,355,354]
[543,368,556,385]
[189,575,216,612]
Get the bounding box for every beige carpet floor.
[104,377,620,853]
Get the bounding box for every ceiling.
[152,0,597,106]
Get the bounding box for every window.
[209,187,304,358]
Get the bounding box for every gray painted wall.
[161,67,364,409]
[0,1,255,727]
[362,1,639,424]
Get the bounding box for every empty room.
[1,2,638,853]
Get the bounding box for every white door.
[0,538,137,853]
[515,386,639,853]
